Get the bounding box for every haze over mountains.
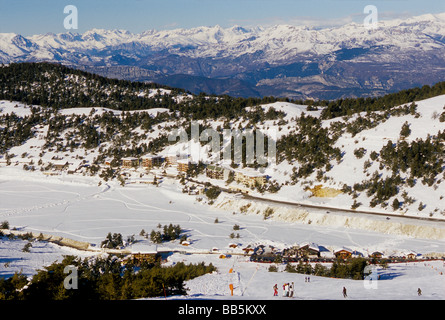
[1,12,445,99]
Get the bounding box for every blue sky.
[1,0,444,35]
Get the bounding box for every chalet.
[103,157,113,167]
[53,161,68,171]
[282,246,299,259]
[122,157,139,168]
[405,251,418,260]
[141,155,164,169]
[352,250,365,258]
[234,168,267,188]
[334,247,353,260]
[124,245,158,265]
[370,251,384,259]
[242,246,255,255]
[298,242,320,258]
[123,252,157,265]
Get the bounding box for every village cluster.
[118,153,267,192]
[0,149,270,194]
[246,242,427,264]
[121,239,440,272]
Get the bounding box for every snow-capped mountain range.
[1,12,445,99]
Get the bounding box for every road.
[242,193,445,224]
[183,175,445,226]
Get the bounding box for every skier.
[343,286,347,298]
[283,283,289,297]
[289,282,294,297]
[273,284,278,296]
[417,288,422,296]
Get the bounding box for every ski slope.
[0,167,444,300]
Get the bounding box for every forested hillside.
[0,62,444,219]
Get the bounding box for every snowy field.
[176,254,445,300]
[0,166,444,300]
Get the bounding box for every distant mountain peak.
[1,12,444,99]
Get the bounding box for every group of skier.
[273,282,295,297]
[273,281,348,299]
[272,276,312,297]
[273,283,423,298]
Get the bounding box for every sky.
[0,0,444,35]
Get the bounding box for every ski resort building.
[234,168,267,188]
[206,164,224,179]
[334,247,353,259]
[177,159,190,173]
[165,153,188,166]
[370,251,384,259]
[206,164,231,180]
[53,161,69,171]
[121,157,139,168]
[124,244,159,265]
[297,242,320,258]
[141,155,164,169]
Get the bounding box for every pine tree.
[400,121,411,138]
[150,230,162,244]
[392,198,400,211]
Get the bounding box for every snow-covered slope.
[1,93,444,221]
